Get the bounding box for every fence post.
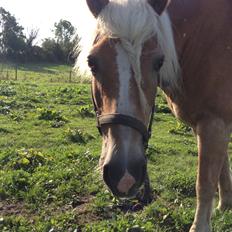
[15,66,18,81]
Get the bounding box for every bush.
[37,108,68,122]
[156,103,171,114]
[166,172,196,197]
[0,149,51,173]
[50,120,66,128]
[0,170,31,199]
[0,99,17,115]
[169,121,191,135]
[0,127,11,134]
[0,105,11,115]
[146,145,162,160]
[9,111,25,122]
[0,85,16,97]
[77,105,95,118]
[66,128,95,144]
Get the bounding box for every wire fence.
[0,63,82,83]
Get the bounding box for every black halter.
[91,87,155,149]
[91,86,155,203]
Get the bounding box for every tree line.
[0,7,80,64]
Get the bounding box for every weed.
[51,120,66,128]
[165,172,196,197]
[169,121,191,135]
[66,128,95,144]
[37,108,68,122]
[0,99,16,115]
[77,105,95,118]
[0,149,51,173]
[146,145,161,159]
[0,128,11,134]
[0,170,30,199]
[0,106,10,115]
[0,84,16,96]
[0,215,32,232]
[156,103,171,114]
[9,112,25,122]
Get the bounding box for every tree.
[0,7,26,61]
[54,19,75,45]
[26,29,39,48]
[23,29,40,62]
[41,19,80,64]
[0,9,80,64]
[54,19,77,63]
[41,38,64,63]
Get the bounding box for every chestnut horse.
[81,0,232,231]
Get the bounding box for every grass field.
[0,63,79,83]
[0,64,232,232]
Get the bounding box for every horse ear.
[86,0,109,18]
[148,0,171,15]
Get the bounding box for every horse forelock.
[76,0,180,92]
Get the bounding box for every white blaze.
[115,43,133,114]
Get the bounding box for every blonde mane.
[75,0,180,90]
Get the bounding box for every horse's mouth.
[105,177,145,199]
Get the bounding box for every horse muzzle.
[102,155,147,198]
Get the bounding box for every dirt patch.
[0,200,28,216]
[73,196,101,225]
[0,196,100,231]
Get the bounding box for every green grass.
[0,65,232,231]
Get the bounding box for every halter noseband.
[91,88,155,149]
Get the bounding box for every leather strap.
[91,85,155,149]
[97,113,150,142]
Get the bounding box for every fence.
[0,63,82,83]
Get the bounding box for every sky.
[1,0,95,45]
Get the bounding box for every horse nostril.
[103,163,122,194]
[128,159,146,187]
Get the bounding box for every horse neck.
[168,0,232,68]
[165,0,232,125]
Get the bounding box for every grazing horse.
[81,0,232,231]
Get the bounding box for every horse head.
[85,0,177,198]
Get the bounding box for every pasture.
[0,64,231,232]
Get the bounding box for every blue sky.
[1,0,95,44]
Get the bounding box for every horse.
[80,0,232,231]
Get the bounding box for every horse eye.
[153,55,164,72]
[87,55,98,75]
